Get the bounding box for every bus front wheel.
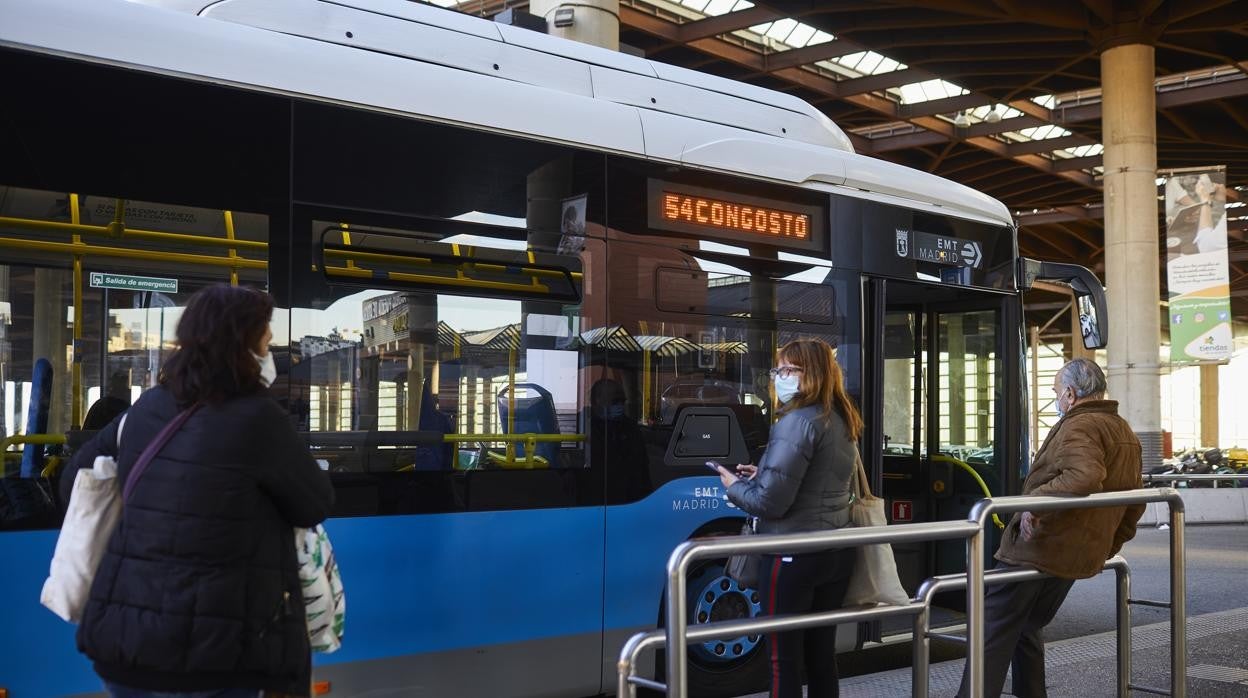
[655,532,770,697]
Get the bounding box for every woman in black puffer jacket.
[61,285,334,698]
[715,338,861,698]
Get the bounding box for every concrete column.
[1199,363,1218,448]
[530,0,619,51]
[1100,43,1162,468]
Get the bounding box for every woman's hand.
[735,464,758,480]
[717,466,739,489]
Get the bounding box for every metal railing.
[912,556,1130,697]
[1144,473,1248,486]
[966,491,1185,698]
[618,487,1187,698]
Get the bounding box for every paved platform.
[738,606,1248,697]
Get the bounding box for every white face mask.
[253,351,277,387]
[1055,386,1072,418]
[774,374,801,404]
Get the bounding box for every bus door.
[865,278,1023,597]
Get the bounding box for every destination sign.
[648,180,824,251]
[896,229,983,269]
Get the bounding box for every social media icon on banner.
[1195,313,1205,323]
[1219,311,1229,321]
[1172,314,1182,324]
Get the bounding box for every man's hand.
[1020,511,1036,541]
[716,465,739,489]
[735,464,758,480]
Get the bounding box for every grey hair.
[1057,358,1107,399]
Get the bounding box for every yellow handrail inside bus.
[71,194,84,427]
[324,264,554,295]
[933,454,1006,529]
[0,434,69,477]
[0,214,269,251]
[0,236,266,270]
[223,210,240,286]
[321,247,583,282]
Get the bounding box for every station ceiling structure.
[433,0,1248,328]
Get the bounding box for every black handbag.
[724,517,761,589]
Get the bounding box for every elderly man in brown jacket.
[958,358,1143,698]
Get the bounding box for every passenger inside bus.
[82,371,131,431]
[588,378,650,501]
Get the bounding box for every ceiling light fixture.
[984,106,1003,123]
[953,111,970,128]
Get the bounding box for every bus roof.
[0,0,1013,227]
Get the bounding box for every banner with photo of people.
[1163,166,1232,363]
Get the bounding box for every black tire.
[653,530,770,697]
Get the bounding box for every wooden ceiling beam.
[1052,154,1102,172]
[1163,0,1244,31]
[897,94,996,118]
[676,5,785,42]
[1053,221,1103,254]
[1017,204,1105,225]
[830,68,925,96]
[988,173,1072,200]
[874,24,1084,48]
[1008,134,1099,155]
[870,0,1088,30]
[758,39,869,73]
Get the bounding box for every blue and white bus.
[0,1,1107,695]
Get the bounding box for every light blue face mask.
[774,374,801,404]
[1055,386,1073,418]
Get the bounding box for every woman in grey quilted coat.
[715,337,861,698]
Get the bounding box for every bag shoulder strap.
[852,450,875,501]
[122,404,201,503]
[115,413,128,451]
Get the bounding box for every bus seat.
[19,358,53,478]
[496,383,559,464]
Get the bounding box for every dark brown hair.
[776,337,863,441]
[160,285,274,404]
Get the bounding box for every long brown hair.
[776,338,862,441]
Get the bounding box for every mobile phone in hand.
[705,460,723,474]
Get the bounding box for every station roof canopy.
[433,0,1248,326]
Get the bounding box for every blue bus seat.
[19,358,53,478]
[496,383,559,465]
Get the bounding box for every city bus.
[0,0,1107,695]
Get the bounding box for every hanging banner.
[1163,167,1233,363]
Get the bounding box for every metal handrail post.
[1170,500,1186,698]
[911,557,1129,698]
[968,489,1186,698]
[966,529,985,698]
[625,600,923,697]
[662,520,980,697]
[664,540,694,698]
[912,600,930,698]
[1113,556,1132,698]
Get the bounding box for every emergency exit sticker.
[891,499,913,523]
[89,272,178,294]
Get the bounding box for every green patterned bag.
[296,524,346,653]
